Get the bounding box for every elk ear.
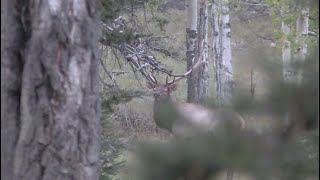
[146,81,156,89]
[168,83,178,92]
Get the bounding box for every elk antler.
[166,40,207,85]
[149,73,158,84]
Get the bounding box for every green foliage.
[100,0,151,21]
[152,16,169,32]
[267,0,319,52]
[145,0,162,11]
[100,0,125,20]
[101,89,149,113]
[134,130,318,180]
[132,48,319,180]
[99,1,319,179]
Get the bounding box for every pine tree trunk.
[1,1,24,179]
[212,0,234,107]
[1,1,101,180]
[186,0,198,102]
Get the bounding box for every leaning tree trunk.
[186,0,198,102]
[212,0,234,107]
[1,1,101,180]
[196,0,210,102]
[211,0,234,179]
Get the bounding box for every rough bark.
[212,0,234,107]
[196,0,209,102]
[1,0,24,179]
[1,0,101,180]
[186,0,198,102]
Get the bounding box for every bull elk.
[144,43,245,180]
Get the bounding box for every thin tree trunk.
[196,0,210,102]
[186,0,198,102]
[1,1,101,180]
[281,22,293,84]
[211,0,234,179]
[281,8,310,139]
[212,0,234,107]
[295,8,309,84]
[281,21,294,135]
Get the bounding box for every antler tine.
[167,40,207,84]
[166,76,169,84]
[150,72,158,84]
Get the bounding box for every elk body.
[147,81,246,138]
[144,41,245,180]
[145,41,245,136]
[146,78,245,180]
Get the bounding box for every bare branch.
[235,1,268,6]
[100,59,120,89]
[111,71,131,76]
[308,30,319,38]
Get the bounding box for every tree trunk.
[1,1,24,179]
[295,8,309,84]
[212,0,234,107]
[211,1,234,179]
[196,0,210,102]
[281,22,292,83]
[186,0,198,102]
[1,1,101,180]
[281,8,310,139]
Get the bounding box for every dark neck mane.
[153,97,176,131]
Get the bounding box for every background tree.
[211,0,235,179]
[95,0,318,179]
[196,0,210,102]
[186,0,199,102]
[295,7,309,84]
[1,0,101,179]
[211,0,234,107]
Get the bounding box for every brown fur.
[148,82,246,138]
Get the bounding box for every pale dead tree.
[211,0,235,179]
[211,0,234,108]
[186,0,199,102]
[1,0,101,180]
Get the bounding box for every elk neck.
[152,95,177,132]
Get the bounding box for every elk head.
[146,48,207,102]
[146,77,178,102]
[145,40,207,102]
[145,43,208,131]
